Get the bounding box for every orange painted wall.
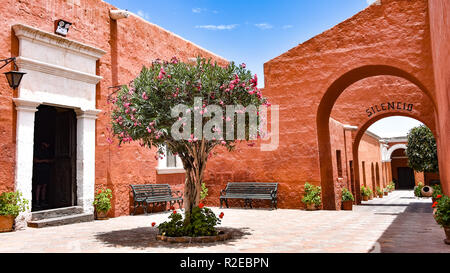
[0,0,227,216]
[429,0,450,195]
[358,133,382,192]
[1,0,448,216]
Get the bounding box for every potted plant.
[384,188,389,196]
[432,195,450,245]
[414,182,424,198]
[93,188,112,220]
[341,188,354,211]
[361,186,370,201]
[390,181,396,192]
[156,204,231,243]
[302,183,322,211]
[0,191,29,233]
[432,185,442,203]
[368,188,374,200]
[376,187,384,198]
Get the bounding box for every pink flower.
[241,63,246,68]
[250,74,258,87]
[142,92,148,100]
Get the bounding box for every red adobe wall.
[205,0,445,210]
[428,0,450,195]
[0,0,227,216]
[358,133,382,192]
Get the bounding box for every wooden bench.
[130,184,183,215]
[220,182,279,210]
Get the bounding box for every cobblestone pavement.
[0,190,448,253]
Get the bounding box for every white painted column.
[75,109,101,214]
[13,98,41,228]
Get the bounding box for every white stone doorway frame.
[12,24,105,221]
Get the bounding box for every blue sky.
[105,0,376,88]
[104,0,422,137]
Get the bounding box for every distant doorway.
[397,167,415,189]
[32,105,77,211]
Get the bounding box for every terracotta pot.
[342,201,353,211]
[421,186,434,198]
[378,194,383,198]
[0,215,15,233]
[95,210,109,220]
[362,196,369,201]
[384,192,388,196]
[445,227,450,245]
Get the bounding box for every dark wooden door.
[398,167,415,189]
[52,109,77,208]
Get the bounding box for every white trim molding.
[13,24,106,60]
[12,24,105,224]
[156,145,185,175]
[386,144,408,160]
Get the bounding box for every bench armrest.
[270,189,278,199]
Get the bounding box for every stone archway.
[350,113,436,204]
[386,144,408,160]
[316,64,437,210]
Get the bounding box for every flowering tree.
[110,57,269,224]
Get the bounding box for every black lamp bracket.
[0,57,18,71]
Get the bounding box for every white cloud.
[366,0,381,5]
[136,10,150,20]
[282,25,293,29]
[192,8,203,13]
[255,23,273,30]
[195,24,239,30]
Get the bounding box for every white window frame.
[156,145,185,174]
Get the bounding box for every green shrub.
[342,188,354,202]
[93,188,113,213]
[0,191,29,217]
[433,195,450,228]
[301,183,322,206]
[414,183,424,197]
[158,206,222,237]
[432,184,443,199]
[376,187,383,195]
[200,183,208,201]
[361,186,370,197]
[387,181,395,191]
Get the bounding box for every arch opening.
[317,65,438,210]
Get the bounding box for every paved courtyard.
[0,190,448,253]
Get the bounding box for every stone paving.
[0,190,449,253]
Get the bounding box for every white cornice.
[16,57,103,84]
[13,24,106,59]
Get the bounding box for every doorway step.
[27,206,94,228]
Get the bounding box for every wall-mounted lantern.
[110,9,130,20]
[55,19,72,36]
[0,57,26,90]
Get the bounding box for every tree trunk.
[184,167,201,225]
[182,141,210,226]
